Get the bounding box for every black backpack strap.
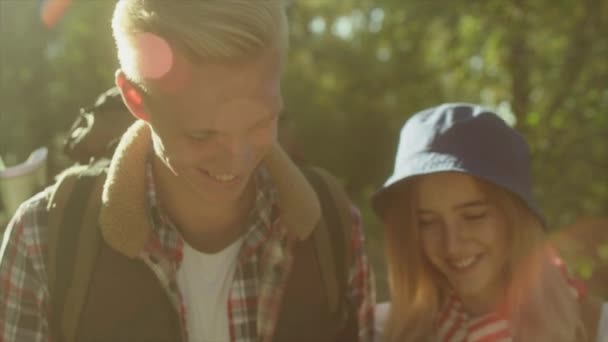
[274,166,357,341]
[302,167,353,315]
[46,160,108,342]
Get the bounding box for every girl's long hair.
[382,177,585,342]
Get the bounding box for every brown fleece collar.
[99,121,321,258]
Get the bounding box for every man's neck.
[152,159,257,253]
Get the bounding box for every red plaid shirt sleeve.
[0,194,52,342]
[348,206,376,342]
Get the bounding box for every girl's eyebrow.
[454,200,488,210]
[416,199,488,214]
[415,208,438,216]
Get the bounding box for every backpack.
[62,87,135,164]
[46,160,357,342]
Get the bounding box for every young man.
[0,1,375,341]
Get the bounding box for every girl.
[372,103,606,342]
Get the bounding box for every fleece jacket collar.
[99,121,321,258]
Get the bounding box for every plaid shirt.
[0,164,375,342]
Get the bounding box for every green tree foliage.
[284,0,608,298]
[285,0,608,224]
[1,0,116,171]
[1,0,607,299]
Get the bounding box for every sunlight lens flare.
[134,32,174,80]
[40,0,72,29]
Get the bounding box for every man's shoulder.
[1,185,54,254]
[55,160,110,180]
[298,165,359,216]
[2,160,107,243]
[1,158,109,255]
[12,162,103,223]
[13,185,54,223]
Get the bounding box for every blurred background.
[1,0,607,300]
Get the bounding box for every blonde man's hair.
[112,0,288,85]
[382,177,585,342]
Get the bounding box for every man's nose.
[219,136,253,167]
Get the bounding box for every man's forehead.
[144,41,282,98]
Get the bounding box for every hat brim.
[371,153,546,227]
[371,153,467,218]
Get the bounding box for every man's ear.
[115,69,149,121]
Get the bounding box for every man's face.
[144,49,283,206]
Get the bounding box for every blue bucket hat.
[372,103,545,225]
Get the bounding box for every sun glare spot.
[135,32,173,80]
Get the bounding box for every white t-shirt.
[177,237,244,342]
[598,302,608,342]
[373,302,390,342]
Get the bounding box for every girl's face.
[415,172,510,314]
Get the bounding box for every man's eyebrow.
[187,128,218,136]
